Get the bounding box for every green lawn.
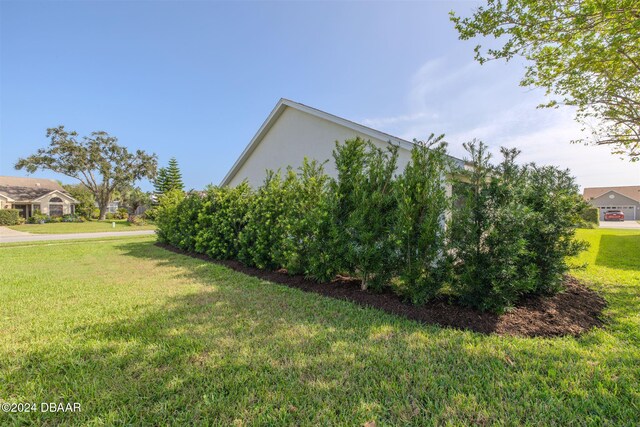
[8,219,155,234]
[0,229,638,425]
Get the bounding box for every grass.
[8,219,155,234]
[0,229,638,425]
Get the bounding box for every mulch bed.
[157,243,607,338]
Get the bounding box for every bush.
[154,138,589,314]
[155,189,185,243]
[449,142,535,313]
[394,135,451,303]
[127,215,147,226]
[195,183,252,260]
[238,170,298,269]
[116,208,129,219]
[275,159,333,278]
[62,214,84,223]
[519,165,589,294]
[91,208,100,220]
[580,206,599,227]
[0,209,21,225]
[28,212,50,224]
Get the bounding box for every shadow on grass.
[3,240,637,425]
[595,234,640,271]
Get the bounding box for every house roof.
[0,176,76,202]
[583,186,640,202]
[221,98,464,186]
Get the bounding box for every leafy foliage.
[156,137,589,313]
[519,165,590,294]
[194,183,252,260]
[275,159,334,277]
[395,135,451,303]
[449,142,535,313]
[450,0,640,160]
[0,209,20,226]
[154,189,186,244]
[63,183,96,219]
[15,126,158,219]
[238,170,298,269]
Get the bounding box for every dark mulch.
[157,243,607,338]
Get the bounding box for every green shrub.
[0,209,21,225]
[238,170,298,269]
[580,206,599,227]
[449,142,535,313]
[275,159,334,277]
[168,192,203,251]
[195,183,252,259]
[394,135,451,303]
[28,212,50,224]
[155,189,185,243]
[519,165,589,294]
[330,137,400,290]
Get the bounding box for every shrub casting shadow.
[120,241,605,338]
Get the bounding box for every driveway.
[598,220,640,230]
[0,227,155,243]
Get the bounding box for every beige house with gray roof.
[0,176,78,219]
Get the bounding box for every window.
[49,203,63,217]
[49,197,63,203]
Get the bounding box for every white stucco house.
[221,98,464,188]
[0,176,78,219]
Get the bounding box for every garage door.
[600,205,637,220]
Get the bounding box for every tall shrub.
[238,170,298,269]
[155,189,186,244]
[395,135,451,303]
[275,159,334,277]
[449,141,534,313]
[332,137,399,290]
[520,165,589,294]
[170,191,203,251]
[195,182,252,259]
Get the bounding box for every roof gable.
[32,189,79,203]
[583,186,640,202]
[221,98,464,186]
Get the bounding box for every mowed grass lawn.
[0,229,638,425]
[8,219,155,234]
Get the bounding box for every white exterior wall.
[228,107,414,188]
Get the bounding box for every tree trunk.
[98,198,108,220]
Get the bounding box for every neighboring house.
[221,98,465,188]
[583,186,640,221]
[95,200,120,214]
[0,176,78,219]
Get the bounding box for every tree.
[120,186,152,215]
[15,126,158,220]
[450,0,640,160]
[154,157,184,197]
[62,183,96,219]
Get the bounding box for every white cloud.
[361,59,640,189]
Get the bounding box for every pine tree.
[154,167,168,198]
[165,158,184,192]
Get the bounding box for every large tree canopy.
[451,0,640,160]
[15,126,158,219]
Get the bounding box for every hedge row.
[0,209,21,226]
[157,137,588,313]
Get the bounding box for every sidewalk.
[0,227,155,243]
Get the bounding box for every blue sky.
[1,0,638,191]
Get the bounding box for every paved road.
[0,227,155,244]
[598,220,640,230]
